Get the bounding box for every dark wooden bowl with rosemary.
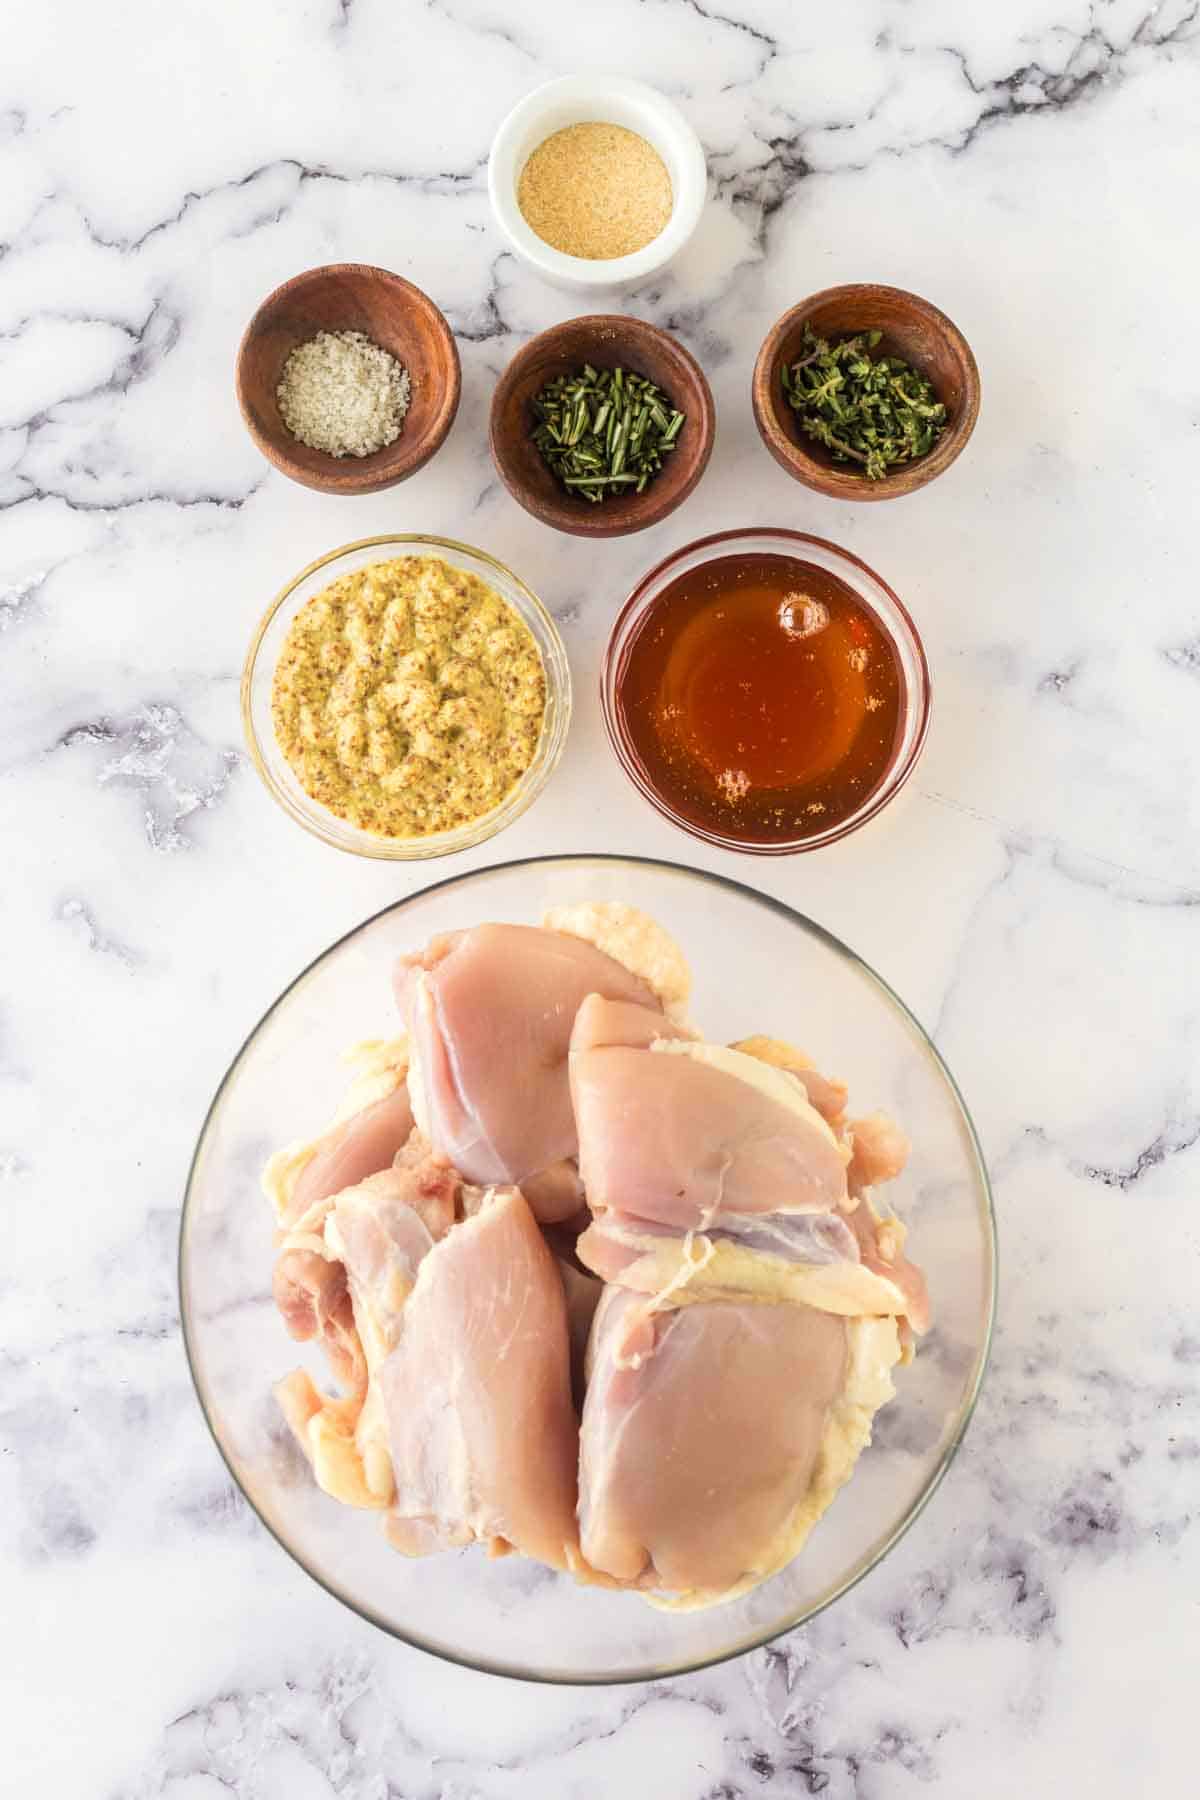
[489,316,715,538]
[752,285,980,502]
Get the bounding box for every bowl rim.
[487,75,708,289]
[488,314,716,538]
[752,283,981,502]
[240,533,572,858]
[178,851,997,1686]
[234,263,462,494]
[601,527,933,853]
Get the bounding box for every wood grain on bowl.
[752,284,980,502]
[236,264,461,495]
[489,315,715,538]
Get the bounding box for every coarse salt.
[277,329,412,458]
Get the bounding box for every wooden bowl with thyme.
[489,315,715,538]
[752,285,980,502]
[236,264,461,496]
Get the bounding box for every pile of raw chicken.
[264,903,929,1610]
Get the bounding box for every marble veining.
[2,0,1198,1794]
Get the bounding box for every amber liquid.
[616,553,902,844]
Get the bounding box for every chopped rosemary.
[530,365,685,502]
[782,325,947,481]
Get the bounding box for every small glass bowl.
[601,527,931,855]
[242,534,572,859]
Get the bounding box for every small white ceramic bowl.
[488,76,707,292]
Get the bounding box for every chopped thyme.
[782,325,947,480]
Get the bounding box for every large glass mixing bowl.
[179,856,996,1683]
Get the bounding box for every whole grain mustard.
[271,556,546,839]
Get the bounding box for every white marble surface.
[3,0,1199,1793]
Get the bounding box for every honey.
[615,552,902,844]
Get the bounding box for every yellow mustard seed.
[271,556,546,839]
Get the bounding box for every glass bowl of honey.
[602,528,930,854]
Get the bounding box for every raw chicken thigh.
[571,996,851,1223]
[262,899,928,1613]
[398,924,658,1194]
[382,1186,581,1568]
[263,1037,414,1231]
[273,1145,582,1563]
[273,1140,458,1509]
[566,991,927,1606]
[571,997,919,1323]
[579,1286,899,1601]
[726,1036,928,1329]
[764,1052,929,1332]
[283,1084,415,1227]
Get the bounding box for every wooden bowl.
[489,315,715,538]
[752,284,980,502]
[235,264,461,495]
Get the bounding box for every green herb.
[530,365,685,502]
[781,325,947,480]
